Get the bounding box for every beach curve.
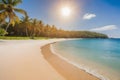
[41,42,100,80]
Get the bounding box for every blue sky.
[17,0,120,38]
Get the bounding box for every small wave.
[50,44,110,80]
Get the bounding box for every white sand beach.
[0,39,66,80]
[0,39,99,80]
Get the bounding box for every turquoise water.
[52,39,120,80]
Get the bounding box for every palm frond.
[14,15,20,24]
[14,8,27,17]
[8,0,13,4]
[12,0,22,6]
[8,12,19,26]
[0,11,8,22]
[0,4,7,10]
[2,0,8,4]
[14,8,28,17]
[21,16,30,22]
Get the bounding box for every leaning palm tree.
[0,0,27,31]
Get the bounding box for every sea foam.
[50,44,110,80]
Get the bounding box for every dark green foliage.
[0,28,7,36]
[0,18,108,38]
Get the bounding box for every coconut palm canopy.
[0,0,119,38]
[0,0,27,31]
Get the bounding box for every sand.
[0,39,66,80]
[41,43,100,80]
[0,39,100,80]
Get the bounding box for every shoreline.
[41,43,100,80]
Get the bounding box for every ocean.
[52,38,120,80]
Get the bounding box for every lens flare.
[61,7,71,17]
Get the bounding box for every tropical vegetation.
[0,0,27,31]
[0,0,108,39]
[0,28,7,36]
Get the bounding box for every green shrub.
[0,28,8,36]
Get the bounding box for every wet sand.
[41,43,100,80]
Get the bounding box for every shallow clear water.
[52,39,120,80]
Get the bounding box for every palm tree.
[36,20,43,36]
[21,16,32,37]
[0,0,27,31]
[30,18,38,39]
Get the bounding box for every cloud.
[83,13,96,20]
[90,25,117,31]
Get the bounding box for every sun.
[61,7,71,17]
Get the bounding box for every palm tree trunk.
[32,27,35,39]
[26,27,28,37]
[6,23,10,32]
[6,20,10,32]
